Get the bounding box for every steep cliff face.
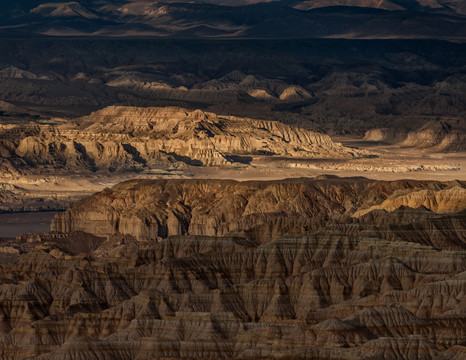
[0,106,365,175]
[51,177,466,241]
[0,179,465,359]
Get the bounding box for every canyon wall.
[51,177,466,240]
[0,177,465,359]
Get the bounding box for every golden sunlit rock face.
[1,2,466,359]
[1,106,362,175]
[51,177,466,239]
[0,177,465,359]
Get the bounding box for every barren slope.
[0,177,465,359]
[0,106,365,176]
[51,177,466,239]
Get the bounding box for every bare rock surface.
[51,177,466,240]
[0,177,465,359]
[0,106,364,176]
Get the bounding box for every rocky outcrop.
[365,119,466,151]
[51,177,466,240]
[354,184,466,216]
[364,128,400,142]
[401,119,466,151]
[1,177,466,359]
[279,85,312,101]
[0,106,365,174]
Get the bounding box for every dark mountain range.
[0,37,465,146]
[1,0,466,39]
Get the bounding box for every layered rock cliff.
[0,106,364,175]
[51,177,466,240]
[0,178,465,359]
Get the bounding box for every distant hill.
[0,0,466,39]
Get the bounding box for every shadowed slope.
[0,177,465,359]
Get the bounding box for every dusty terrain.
[0,177,464,359]
[0,22,465,360]
[1,105,464,213]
